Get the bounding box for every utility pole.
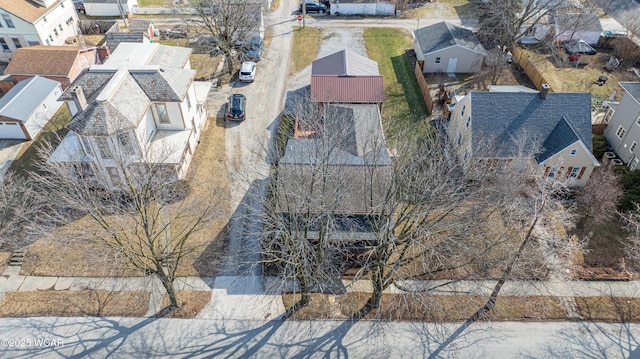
[303,2,306,28]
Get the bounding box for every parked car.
[73,0,85,13]
[227,94,246,121]
[239,62,257,82]
[299,1,327,13]
[244,36,264,61]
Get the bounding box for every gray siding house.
[413,21,487,74]
[604,82,640,170]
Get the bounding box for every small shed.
[0,77,64,141]
[329,0,395,16]
[413,21,487,74]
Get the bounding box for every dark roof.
[278,103,392,215]
[130,68,193,102]
[562,39,597,55]
[535,117,580,163]
[467,92,592,160]
[621,82,640,103]
[413,21,487,56]
[58,69,115,101]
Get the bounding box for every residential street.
[1,317,640,358]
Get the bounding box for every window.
[2,15,14,28]
[546,166,560,179]
[118,132,135,155]
[53,28,58,36]
[466,116,471,129]
[81,137,94,156]
[569,148,578,156]
[457,134,461,146]
[616,126,626,139]
[631,141,637,153]
[435,57,441,64]
[49,35,53,43]
[96,138,112,159]
[58,24,63,31]
[461,105,465,118]
[186,94,192,110]
[154,103,170,123]
[45,39,50,45]
[568,167,582,180]
[0,39,9,52]
[11,38,21,49]
[637,117,640,127]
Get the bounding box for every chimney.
[540,84,550,99]
[70,85,88,112]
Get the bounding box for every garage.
[0,121,26,140]
[330,0,395,16]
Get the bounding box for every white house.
[0,76,64,141]
[0,0,79,62]
[329,0,394,16]
[83,0,139,17]
[50,43,212,186]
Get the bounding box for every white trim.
[424,44,488,57]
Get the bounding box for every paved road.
[0,317,639,358]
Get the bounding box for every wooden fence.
[414,62,434,114]
[512,47,553,91]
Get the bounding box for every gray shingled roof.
[414,21,487,56]
[621,82,640,103]
[58,70,115,101]
[312,50,379,76]
[130,68,194,102]
[67,70,150,136]
[467,92,592,160]
[278,103,392,215]
[535,117,580,163]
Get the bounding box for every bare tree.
[576,162,623,227]
[33,134,223,309]
[186,0,263,73]
[622,203,640,266]
[0,173,50,251]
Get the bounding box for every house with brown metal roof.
[0,0,80,62]
[311,49,384,104]
[5,45,97,89]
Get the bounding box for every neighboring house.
[277,103,393,241]
[329,0,394,16]
[553,13,602,46]
[446,86,599,186]
[0,76,63,140]
[413,21,487,74]
[311,49,384,105]
[50,43,212,186]
[0,0,79,62]
[4,45,97,89]
[82,0,138,17]
[604,82,640,170]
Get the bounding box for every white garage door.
[0,122,26,140]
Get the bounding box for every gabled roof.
[465,92,593,159]
[621,82,640,104]
[67,69,149,136]
[311,50,384,103]
[0,76,60,122]
[5,46,92,77]
[535,117,580,163]
[413,21,487,56]
[0,0,56,24]
[129,68,194,102]
[554,13,602,33]
[312,50,379,76]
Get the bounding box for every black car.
[227,94,246,121]
[299,1,327,13]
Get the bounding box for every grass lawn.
[575,297,640,322]
[138,0,174,7]
[8,105,71,177]
[518,48,638,101]
[403,0,471,20]
[573,217,633,277]
[290,27,320,75]
[191,53,222,80]
[364,28,429,137]
[0,290,149,317]
[161,291,212,318]
[282,293,567,321]
[23,118,230,278]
